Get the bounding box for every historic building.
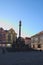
[25,37,31,47]
[0,27,17,47]
[0,28,6,47]
[31,31,43,50]
[6,28,17,47]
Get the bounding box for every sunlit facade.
[6,28,17,47]
[0,28,17,47]
[31,31,43,50]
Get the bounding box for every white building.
[31,31,43,50]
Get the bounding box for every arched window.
[33,45,35,48]
[38,44,41,48]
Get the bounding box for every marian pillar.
[19,20,21,38]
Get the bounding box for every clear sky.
[0,0,43,37]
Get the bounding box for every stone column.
[19,20,21,37]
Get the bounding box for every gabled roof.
[0,27,4,30]
[38,31,43,35]
[31,31,43,38]
[9,28,17,35]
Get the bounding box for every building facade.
[0,28,6,47]
[31,31,43,50]
[25,37,31,47]
[0,28,17,47]
[6,28,17,47]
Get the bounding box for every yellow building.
[6,28,17,47]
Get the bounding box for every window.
[0,44,1,46]
[2,44,5,47]
[0,34,2,37]
[31,38,34,43]
[38,44,41,48]
[40,36,43,41]
[0,40,2,42]
[8,34,11,41]
[7,44,11,47]
[3,34,5,38]
[33,45,35,48]
[34,37,38,42]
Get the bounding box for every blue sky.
[0,0,43,37]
